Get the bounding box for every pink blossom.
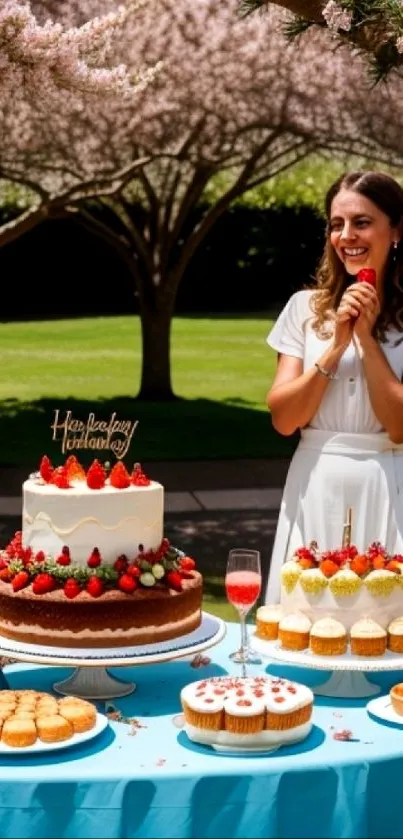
[322,1,353,33]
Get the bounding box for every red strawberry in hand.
[357,268,376,287]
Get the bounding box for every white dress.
[265,289,403,604]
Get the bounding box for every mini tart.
[255,604,283,640]
[309,617,347,656]
[328,569,362,597]
[390,683,403,716]
[2,717,37,747]
[387,617,403,653]
[36,714,74,743]
[298,569,327,596]
[280,561,302,594]
[350,618,387,657]
[278,613,311,651]
[365,570,397,597]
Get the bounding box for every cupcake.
[255,604,283,640]
[365,570,397,597]
[350,618,387,657]
[328,569,363,597]
[390,683,403,716]
[278,613,311,651]
[280,561,301,594]
[309,617,347,656]
[299,569,328,595]
[387,617,403,653]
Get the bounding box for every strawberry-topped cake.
[277,540,403,636]
[0,455,202,648]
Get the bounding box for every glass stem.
[239,609,249,677]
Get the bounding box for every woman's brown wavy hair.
[310,170,403,342]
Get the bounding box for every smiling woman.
[264,170,403,605]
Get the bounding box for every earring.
[393,241,399,262]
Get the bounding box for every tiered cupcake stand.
[0,613,226,699]
[251,637,403,698]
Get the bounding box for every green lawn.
[0,314,297,466]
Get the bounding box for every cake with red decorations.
[0,455,202,647]
[258,541,403,656]
[180,676,313,748]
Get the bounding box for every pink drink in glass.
[225,570,261,609]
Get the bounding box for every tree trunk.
[137,298,177,400]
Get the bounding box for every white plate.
[367,695,403,727]
[0,712,108,754]
[251,635,403,672]
[211,743,279,755]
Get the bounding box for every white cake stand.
[0,613,226,699]
[251,636,403,698]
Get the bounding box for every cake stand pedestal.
[251,636,403,698]
[0,613,226,700]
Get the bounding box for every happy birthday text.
[50,410,138,460]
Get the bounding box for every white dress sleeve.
[267,290,313,359]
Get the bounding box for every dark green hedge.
[0,203,325,319]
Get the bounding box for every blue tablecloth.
[1,621,403,839]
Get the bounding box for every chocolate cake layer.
[0,571,203,648]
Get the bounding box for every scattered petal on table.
[156,758,166,767]
[190,654,211,668]
[172,713,185,729]
[104,701,147,730]
[333,729,355,741]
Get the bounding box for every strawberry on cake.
[0,455,202,648]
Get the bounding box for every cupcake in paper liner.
[281,560,302,594]
[299,568,328,595]
[328,569,363,597]
[365,569,397,597]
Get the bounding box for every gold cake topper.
[50,410,138,460]
[342,507,353,548]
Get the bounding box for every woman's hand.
[334,281,379,347]
[350,281,380,341]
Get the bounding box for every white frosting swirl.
[181,676,313,717]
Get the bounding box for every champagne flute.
[225,548,262,671]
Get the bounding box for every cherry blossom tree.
[242,1,403,81]
[0,0,159,104]
[2,0,403,398]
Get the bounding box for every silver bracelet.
[314,362,338,380]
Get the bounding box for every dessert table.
[1,621,403,839]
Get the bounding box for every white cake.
[279,545,403,632]
[23,477,164,566]
[181,675,313,749]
